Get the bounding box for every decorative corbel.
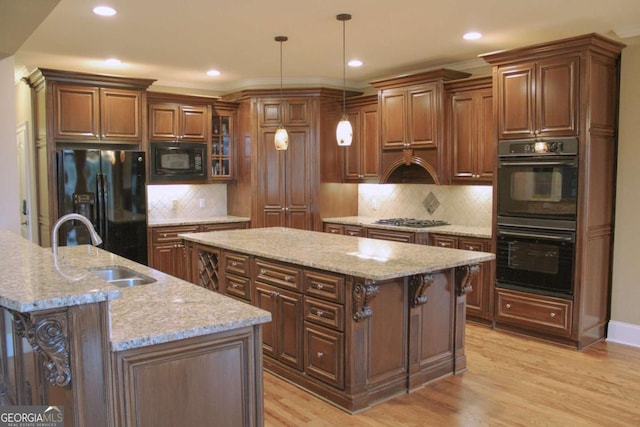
[409,273,434,307]
[11,310,71,388]
[352,279,380,321]
[455,264,480,297]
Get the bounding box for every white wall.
[0,57,20,232]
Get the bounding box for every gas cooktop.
[373,218,449,228]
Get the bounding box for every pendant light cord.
[342,18,346,115]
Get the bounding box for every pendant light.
[336,13,353,147]
[274,36,289,150]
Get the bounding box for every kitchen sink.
[89,265,157,287]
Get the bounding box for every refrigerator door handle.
[96,173,106,239]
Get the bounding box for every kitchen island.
[0,230,270,427]
[182,227,494,413]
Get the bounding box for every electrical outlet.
[199,198,206,208]
[172,199,178,210]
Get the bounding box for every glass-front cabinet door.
[211,112,233,180]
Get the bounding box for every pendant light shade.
[336,13,352,147]
[275,36,289,150]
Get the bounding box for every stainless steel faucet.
[51,213,103,255]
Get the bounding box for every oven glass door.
[497,157,578,222]
[496,227,575,298]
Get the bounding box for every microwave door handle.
[499,160,577,167]
[498,230,574,242]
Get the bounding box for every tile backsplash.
[358,184,492,227]
[147,184,227,222]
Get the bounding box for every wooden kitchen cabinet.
[495,56,579,140]
[224,88,359,232]
[430,233,493,324]
[445,76,494,184]
[148,221,248,279]
[343,95,380,182]
[210,103,236,180]
[366,228,415,243]
[495,288,572,337]
[148,102,209,141]
[323,223,364,237]
[53,84,144,142]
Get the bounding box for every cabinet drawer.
[303,270,344,303]
[496,289,572,336]
[151,226,199,244]
[324,223,343,235]
[344,226,364,237]
[304,297,344,331]
[254,259,301,291]
[430,234,458,248]
[304,322,344,390]
[458,238,488,252]
[201,222,248,232]
[223,252,250,276]
[225,273,251,302]
[366,229,414,243]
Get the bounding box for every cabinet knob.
[316,310,324,317]
[162,233,168,238]
[260,269,267,275]
[284,275,292,282]
[505,304,511,309]
[550,312,556,318]
[316,283,324,290]
[317,352,324,358]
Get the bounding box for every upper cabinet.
[445,76,494,184]
[343,95,380,182]
[210,102,237,181]
[148,102,209,141]
[53,84,144,142]
[495,56,579,140]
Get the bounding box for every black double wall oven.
[495,138,579,299]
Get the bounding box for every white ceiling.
[10,0,640,95]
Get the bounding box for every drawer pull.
[316,283,324,290]
[505,304,511,309]
[316,310,324,317]
[260,269,267,275]
[162,233,168,238]
[467,246,474,250]
[284,275,293,282]
[230,261,239,267]
[270,290,280,297]
[330,229,339,233]
[317,352,324,358]
[439,242,446,247]
[231,283,240,289]
[550,312,556,318]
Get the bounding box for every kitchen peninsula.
[182,227,494,412]
[0,230,270,427]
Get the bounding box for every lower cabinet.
[495,288,572,337]
[323,223,364,237]
[430,234,493,323]
[148,222,248,279]
[304,322,344,389]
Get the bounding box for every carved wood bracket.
[455,264,480,297]
[409,273,434,307]
[11,310,71,388]
[352,279,380,322]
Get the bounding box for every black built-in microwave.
[149,141,207,182]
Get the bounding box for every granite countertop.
[148,215,250,227]
[180,227,494,281]
[323,216,492,239]
[0,230,270,352]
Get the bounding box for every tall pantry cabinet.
[482,34,625,348]
[224,89,359,231]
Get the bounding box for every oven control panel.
[498,137,578,157]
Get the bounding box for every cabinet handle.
[348,231,358,236]
[467,246,475,251]
[260,269,267,275]
[162,233,168,238]
[330,229,339,233]
[505,304,511,309]
[230,261,239,267]
[550,312,556,318]
[271,290,280,297]
[316,283,324,290]
[439,242,446,247]
[231,283,240,289]
[284,275,292,282]
[317,352,324,358]
[316,310,324,317]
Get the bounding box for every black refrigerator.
[57,149,148,265]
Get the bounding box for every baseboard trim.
[607,320,640,348]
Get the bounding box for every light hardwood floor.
[264,323,640,426]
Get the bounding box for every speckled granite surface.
[0,230,271,352]
[323,216,492,239]
[181,227,494,281]
[0,230,121,312]
[148,215,250,227]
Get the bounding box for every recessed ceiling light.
[206,69,221,77]
[104,58,122,66]
[348,59,363,67]
[463,32,482,40]
[93,5,117,16]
